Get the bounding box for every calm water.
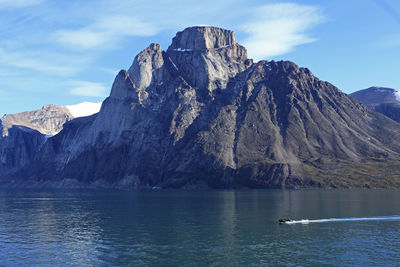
[0,189,399,266]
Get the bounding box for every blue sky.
[0,0,399,116]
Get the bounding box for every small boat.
[278,218,291,223]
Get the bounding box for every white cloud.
[0,0,43,8]
[240,3,324,60]
[54,29,108,50]
[0,48,86,76]
[68,81,109,97]
[53,16,159,50]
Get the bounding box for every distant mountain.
[3,26,400,189]
[1,105,73,136]
[350,87,400,123]
[0,102,101,174]
[1,102,102,136]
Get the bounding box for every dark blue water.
[0,189,399,266]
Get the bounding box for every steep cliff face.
[0,102,102,177]
[350,87,400,123]
[0,121,46,174]
[0,104,72,174]
[5,26,400,189]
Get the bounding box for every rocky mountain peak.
[166,26,251,97]
[168,26,237,51]
[0,102,102,137]
[1,105,73,136]
[42,104,59,110]
[128,43,164,92]
[109,43,165,103]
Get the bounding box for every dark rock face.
[4,26,400,189]
[0,122,46,174]
[350,87,400,123]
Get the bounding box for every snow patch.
[168,57,179,71]
[174,48,193,52]
[173,45,229,52]
[393,90,400,102]
[66,102,102,118]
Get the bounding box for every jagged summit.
[1,105,73,136]
[110,26,251,104]
[168,26,237,51]
[166,26,251,96]
[0,102,102,136]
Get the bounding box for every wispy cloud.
[0,0,43,8]
[0,48,87,76]
[68,81,109,97]
[53,16,159,50]
[240,3,324,60]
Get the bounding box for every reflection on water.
[0,189,400,265]
[0,191,104,265]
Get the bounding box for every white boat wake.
[285,216,400,224]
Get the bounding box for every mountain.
[0,102,101,174]
[2,104,73,136]
[1,102,102,136]
[350,87,400,123]
[3,26,400,189]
